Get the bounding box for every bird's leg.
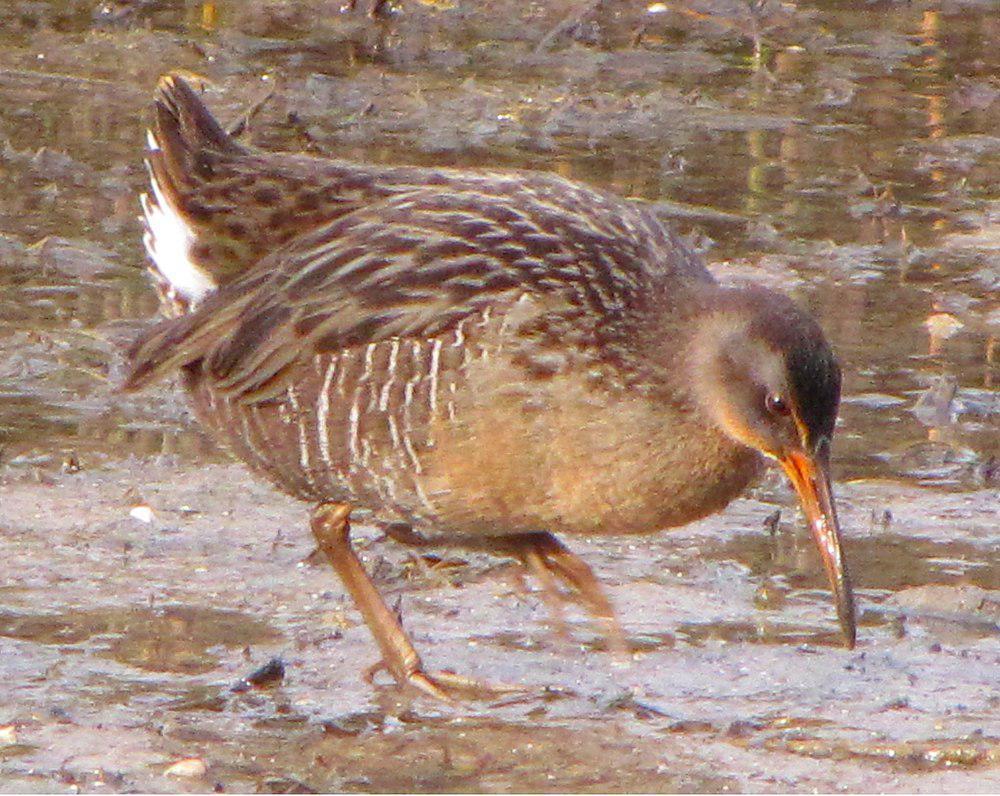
[516,541,574,644]
[380,525,574,642]
[534,536,630,661]
[309,503,522,701]
[503,532,630,660]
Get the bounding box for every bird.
[126,74,856,700]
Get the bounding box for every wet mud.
[1,463,997,792]
[0,0,997,792]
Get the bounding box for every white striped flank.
[378,339,400,411]
[387,414,402,453]
[402,341,422,419]
[474,308,494,362]
[317,356,338,471]
[401,433,423,476]
[335,348,350,395]
[347,391,361,464]
[357,346,381,482]
[398,352,435,510]
[347,344,377,472]
[428,339,442,415]
[402,341,424,467]
[362,344,377,382]
[286,385,318,492]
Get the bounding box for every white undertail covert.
[140,129,217,306]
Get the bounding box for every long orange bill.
[779,451,856,648]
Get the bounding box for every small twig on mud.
[227,86,276,139]
[534,1,602,53]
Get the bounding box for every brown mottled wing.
[126,175,712,402]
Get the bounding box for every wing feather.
[126,179,697,402]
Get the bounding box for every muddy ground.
[0,0,998,792]
[0,461,997,792]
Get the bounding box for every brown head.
[674,283,856,647]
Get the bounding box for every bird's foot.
[365,660,526,703]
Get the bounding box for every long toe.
[406,668,528,703]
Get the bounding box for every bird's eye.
[766,393,790,416]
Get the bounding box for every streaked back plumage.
[130,75,716,404]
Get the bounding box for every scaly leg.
[310,503,521,701]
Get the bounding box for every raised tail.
[152,73,240,166]
[141,74,246,315]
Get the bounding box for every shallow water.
[0,0,997,792]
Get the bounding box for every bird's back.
[142,75,714,313]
